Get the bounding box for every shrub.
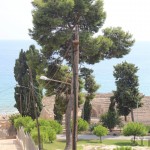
[113,147,132,150]
[49,120,63,134]
[78,118,89,133]
[24,121,35,133]
[24,119,62,134]
[93,125,108,143]
[14,116,32,129]
[123,122,148,144]
[31,126,56,143]
[25,119,50,132]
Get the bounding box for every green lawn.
[42,139,150,150]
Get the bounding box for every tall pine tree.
[29,0,135,149]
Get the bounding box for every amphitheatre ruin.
[40,93,150,124]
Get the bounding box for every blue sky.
[0,0,150,41]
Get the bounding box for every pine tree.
[29,0,135,149]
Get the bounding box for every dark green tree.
[80,67,99,123]
[100,110,121,131]
[14,45,43,119]
[29,0,135,149]
[54,94,68,124]
[14,50,29,116]
[110,62,143,121]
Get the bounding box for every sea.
[0,40,150,114]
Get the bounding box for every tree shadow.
[113,141,132,146]
[78,139,102,144]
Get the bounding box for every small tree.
[123,122,148,144]
[101,110,121,131]
[93,125,108,143]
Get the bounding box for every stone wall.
[40,96,55,119]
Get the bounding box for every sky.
[0,0,150,41]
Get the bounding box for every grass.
[42,139,150,150]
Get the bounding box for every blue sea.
[0,40,150,114]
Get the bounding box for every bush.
[14,117,61,144]
[49,120,63,134]
[14,116,32,129]
[24,121,35,133]
[113,147,132,150]
[123,122,148,144]
[24,119,62,134]
[78,118,89,133]
[31,126,56,143]
[93,125,108,143]
[25,119,50,132]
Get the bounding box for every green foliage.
[82,99,92,123]
[13,117,60,144]
[29,0,135,148]
[145,125,150,133]
[14,50,29,115]
[29,120,58,143]
[14,116,32,129]
[31,126,56,143]
[54,94,68,124]
[110,62,143,121]
[14,45,43,119]
[9,114,21,125]
[30,0,106,54]
[78,118,89,133]
[24,121,35,133]
[103,27,135,59]
[89,123,101,132]
[80,67,99,122]
[30,0,134,64]
[24,119,62,134]
[113,147,132,150]
[93,125,108,143]
[100,110,121,131]
[123,122,148,143]
[48,120,63,134]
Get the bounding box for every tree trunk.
[64,80,73,150]
[124,115,127,122]
[131,109,134,122]
[134,135,136,144]
[100,136,102,143]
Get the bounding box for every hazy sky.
[0,0,150,41]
